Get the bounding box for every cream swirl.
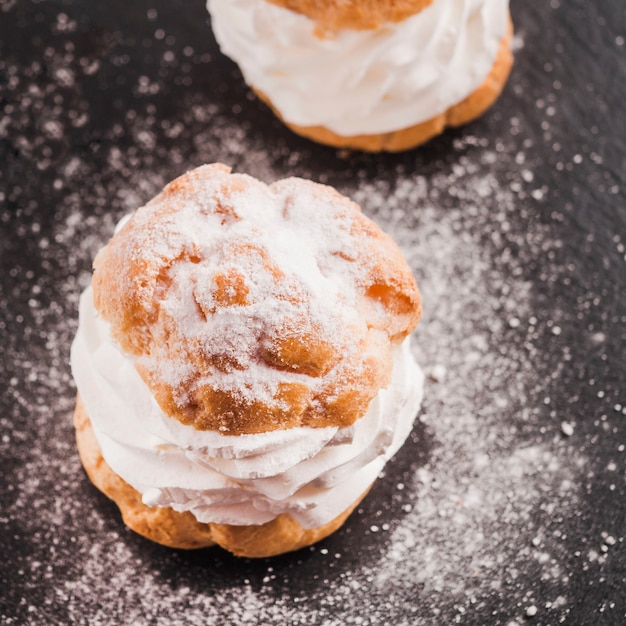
[207,0,509,136]
[71,286,424,529]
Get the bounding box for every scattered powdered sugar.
[323,145,585,623]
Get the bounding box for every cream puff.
[206,0,514,151]
[71,163,424,557]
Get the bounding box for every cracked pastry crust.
[92,163,421,435]
[74,396,371,557]
[267,0,434,32]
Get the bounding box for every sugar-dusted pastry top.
[267,0,433,31]
[92,163,421,435]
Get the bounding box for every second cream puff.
[207,0,514,151]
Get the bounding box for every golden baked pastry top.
[92,163,421,434]
[267,0,434,32]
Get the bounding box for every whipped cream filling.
[207,0,509,135]
[71,286,424,529]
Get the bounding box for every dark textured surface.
[1,1,625,624]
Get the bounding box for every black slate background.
[0,0,624,624]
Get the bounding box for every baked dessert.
[71,163,424,557]
[206,0,514,151]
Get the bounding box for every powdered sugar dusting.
[335,141,584,621]
[92,164,418,433]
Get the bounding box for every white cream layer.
[207,0,509,135]
[71,286,424,529]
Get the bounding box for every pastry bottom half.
[73,396,371,558]
[256,18,514,153]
